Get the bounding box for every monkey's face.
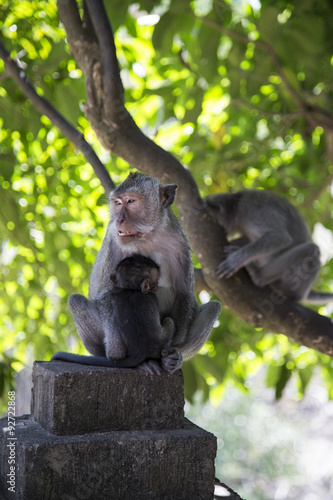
[110,174,177,247]
[110,190,160,244]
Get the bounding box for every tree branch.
[55,0,333,358]
[84,0,124,116]
[231,97,304,121]
[56,3,210,219]
[0,39,114,195]
[58,0,84,41]
[194,268,212,294]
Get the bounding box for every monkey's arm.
[216,229,292,279]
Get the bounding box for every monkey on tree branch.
[1,0,333,358]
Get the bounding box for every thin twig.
[231,97,304,120]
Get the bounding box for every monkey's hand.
[161,348,182,374]
[215,245,243,279]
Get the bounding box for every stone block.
[31,361,184,435]
[0,415,217,500]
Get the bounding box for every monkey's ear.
[160,184,178,208]
[149,268,160,292]
[110,271,118,285]
[141,278,151,294]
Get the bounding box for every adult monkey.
[61,172,221,373]
[206,189,333,303]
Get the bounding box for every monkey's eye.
[127,199,136,204]
[114,199,122,206]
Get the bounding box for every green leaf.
[105,0,131,31]
[275,363,292,400]
[152,13,175,52]
[298,365,314,396]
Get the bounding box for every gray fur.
[206,189,332,303]
[67,173,221,372]
[53,255,177,371]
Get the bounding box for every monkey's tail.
[51,351,148,368]
[302,290,333,304]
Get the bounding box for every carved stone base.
[0,361,217,499]
[0,415,216,500]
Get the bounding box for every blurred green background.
[1,1,333,496]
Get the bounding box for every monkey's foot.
[138,360,163,375]
[161,349,182,374]
[215,255,240,279]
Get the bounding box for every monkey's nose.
[116,209,126,225]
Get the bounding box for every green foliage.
[1,0,333,410]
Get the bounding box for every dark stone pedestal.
[0,361,217,500]
[31,362,185,434]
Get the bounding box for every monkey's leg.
[157,317,183,373]
[247,242,320,301]
[161,317,175,343]
[136,319,178,375]
[68,294,106,357]
[216,230,293,279]
[179,301,221,361]
[103,327,128,361]
[169,294,198,346]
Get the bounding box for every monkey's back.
[112,288,165,358]
[238,190,312,243]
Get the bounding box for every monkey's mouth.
[117,230,143,239]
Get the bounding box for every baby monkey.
[52,255,177,372]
